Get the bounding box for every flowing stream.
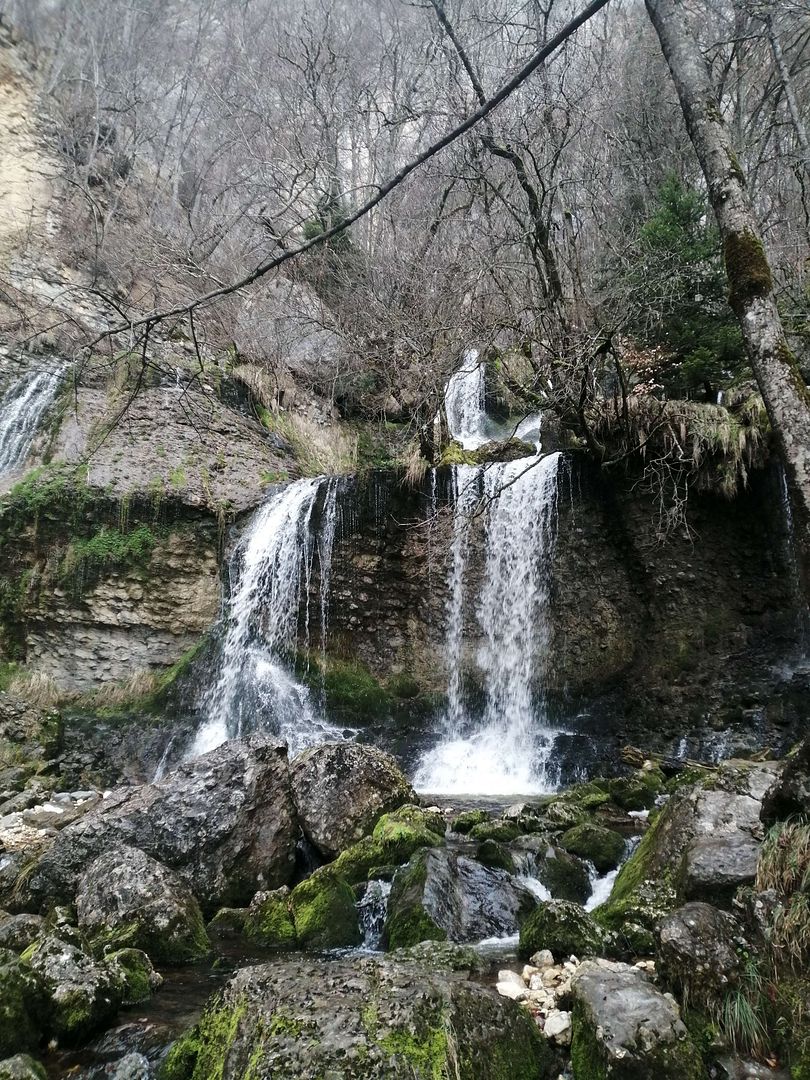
[189,476,347,758]
[0,364,65,475]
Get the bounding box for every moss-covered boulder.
[105,948,161,1005]
[450,809,490,834]
[243,888,297,950]
[560,823,625,874]
[0,950,47,1056]
[534,848,591,905]
[535,783,611,830]
[206,908,248,938]
[608,770,663,811]
[475,840,515,873]
[290,743,415,859]
[289,868,361,950]
[332,805,445,886]
[469,819,520,843]
[158,951,558,1079]
[76,846,211,964]
[519,901,605,961]
[0,1056,47,1080]
[385,847,537,950]
[570,959,707,1079]
[23,935,122,1045]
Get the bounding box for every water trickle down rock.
[189,476,347,757]
[0,364,65,476]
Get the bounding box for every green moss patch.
[289,868,361,949]
[519,900,605,961]
[560,823,625,874]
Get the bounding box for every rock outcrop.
[25,738,297,913]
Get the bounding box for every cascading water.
[188,476,347,758]
[415,354,564,795]
[0,365,65,475]
[444,349,488,450]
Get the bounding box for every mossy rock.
[243,888,297,950]
[450,809,490,834]
[560,823,625,874]
[390,940,486,973]
[289,868,361,950]
[206,908,248,938]
[372,804,445,845]
[475,840,515,874]
[315,658,392,721]
[0,950,47,1057]
[536,783,610,829]
[106,948,158,1005]
[608,771,662,811]
[384,852,447,951]
[536,848,591,905]
[333,808,444,887]
[0,1055,47,1080]
[519,901,605,961]
[469,820,520,843]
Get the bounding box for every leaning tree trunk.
[646,0,810,587]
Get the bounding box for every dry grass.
[757,820,810,967]
[403,439,429,488]
[7,669,62,708]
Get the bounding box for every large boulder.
[679,832,760,907]
[384,847,537,950]
[160,949,557,1079]
[288,867,361,950]
[0,950,46,1056]
[76,846,210,964]
[290,743,415,859]
[0,917,44,954]
[332,805,445,886]
[761,740,810,825]
[519,901,605,961]
[559,823,625,874]
[25,738,297,914]
[570,959,707,1079]
[23,936,122,1045]
[0,1057,46,1080]
[656,903,745,1009]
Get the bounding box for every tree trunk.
[646,0,810,588]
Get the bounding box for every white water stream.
[414,353,563,796]
[189,476,347,758]
[0,365,65,475]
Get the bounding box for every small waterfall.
[189,477,347,758]
[357,879,391,950]
[445,349,488,450]
[414,452,563,796]
[0,365,65,475]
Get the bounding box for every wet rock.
[449,809,489,834]
[289,867,361,950]
[0,949,47,1056]
[0,915,44,953]
[0,1056,46,1080]
[656,903,745,1008]
[475,839,514,873]
[160,950,557,1079]
[570,959,707,1079]
[105,949,162,1005]
[331,805,444,886]
[468,819,520,843]
[519,900,605,961]
[24,935,121,1044]
[512,838,591,904]
[679,832,760,907]
[243,888,296,949]
[76,846,210,964]
[103,1053,152,1080]
[385,847,537,949]
[559,822,625,873]
[26,737,298,913]
[290,742,415,859]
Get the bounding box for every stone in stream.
[0,949,47,1056]
[23,935,122,1045]
[75,846,210,964]
[24,737,298,914]
[519,900,606,961]
[160,947,558,1079]
[0,1057,46,1080]
[384,846,538,949]
[656,902,746,1007]
[570,959,707,1079]
[559,822,625,874]
[289,742,416,858]
[330,804,445,886]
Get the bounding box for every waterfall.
[0,365,65,475]
[414,452,562,796]
[188,476,347,758]
[445,350,488,450]
[357,879,391,950]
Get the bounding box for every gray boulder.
[290,742,415,859]
[0,916,44,954]
[384,847,538,949]
[657,903,745,1008]
[25,738,297,913]
[76,847,210,964]
[24,935,121,1044]
[679,832,760,907]
[761,739,810,824]
[160,949,557,1079]
[570,959,707,1079]
[0,1057,46,1080]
